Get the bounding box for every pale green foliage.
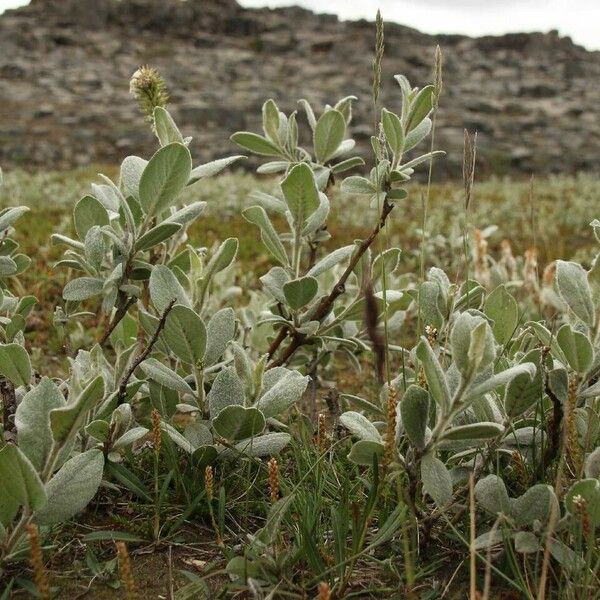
[2,56,600,595]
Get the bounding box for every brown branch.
[266,326,289,360]
[98,295,137,346]
[535,366,564,480]
[116,299,176,405]
[268,199,394,368]
[0,377,17,442]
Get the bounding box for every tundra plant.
[3,54,600,596]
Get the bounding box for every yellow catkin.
[268,457,280,503]
[26,523,49,600]
[566,376,582,474]
[383,387,399,469]
[317,413,328,453]
[204,465,214,502]
[151,408,161,455]
[318,581,332,600]
[116,541,137,600]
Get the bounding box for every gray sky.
[1,0,598,50]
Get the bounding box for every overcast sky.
[1,0,598,50]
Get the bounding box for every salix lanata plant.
[0,68,309,567]
[231,72,443,374]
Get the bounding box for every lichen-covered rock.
[1,0,599,177]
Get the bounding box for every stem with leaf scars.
[268,199,394,368]
[98,295,137,346]
[116,299,176,405]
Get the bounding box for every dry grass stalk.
[463,130,477,211]
[371,10,384,106]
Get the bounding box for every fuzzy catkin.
[205,465,214,502]
[129,65,169,121]
[318,581,332,600]
[27,523,49,600]
[383,387,398,469]
[151,408,161,455]
[116,541,137,600]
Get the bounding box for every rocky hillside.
[1,0,599,178]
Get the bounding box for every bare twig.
[0,377,17,442]
[268,200,394,368]
[98,295,137,346]
[116,299,176,405]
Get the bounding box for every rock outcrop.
[1,0,599,177]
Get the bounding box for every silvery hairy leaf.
[242,206,289,267]
[416,338,451,415]
[49,376,105,446]
[134,222,182,252]
[347,440,384,466]
[475,475,511,515]
[73,196,109,240]
[139,359,193,395]
[556,323,593,373]
[283,276,318,310]
[564,479,600,526]
[281,163,320,227]
[63,277,104,302]
[421,453,452,508]
[188,155,245,185]
[153,106,184,146]
[339,411,382,443]
[212,405,265,441]
[0,343,31,387]
[36,450,104,525]
[451,313,495,379]
[254,370,309,420]
[484,285,519,345]
[223,432,292,458]
[231,132,282,157]
[204,308,237,367]
[149,264,191,312]
[15,377,66,471]
[208,366,245,419]
[162,304,206,365]
[314,109,346,163]
[0,444,46,528]
[511,485,559,526]
[555,260,595,327]
[139,142,192,217]
[399,385,430,449]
